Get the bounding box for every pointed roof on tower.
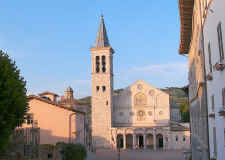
[95,15,110,48]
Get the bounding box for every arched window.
[102,56,106,72]
[96,86,100,92]
[102,86,106,92]
[134,93,147,106]
[96,56,100,73]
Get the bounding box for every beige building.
[91,16,190,151]
[22,87,90,145]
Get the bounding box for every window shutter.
[208,42,212,72]
[222,88,225,108]
[213,127,217,156]
[211,95,215,112]
[217,22,224,61]
[224,129,225,149]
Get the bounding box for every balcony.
[208,113,215,118]
[206,73,213,81]
[218,107,225,116]
[214,62,225,71]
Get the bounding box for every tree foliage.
[0,50,28,151]
[60,143,87,160]
[179,101,190,122]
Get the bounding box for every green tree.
[0,50,28,151]
[60,143,87,160]
[179,101,190,122]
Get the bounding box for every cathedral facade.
[91,16,190,151]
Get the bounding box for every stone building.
[179,0,225,160]
[178,0,210,160]
[201,0,225,159]
[91,16,190,151]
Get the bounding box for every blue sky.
[0,0,188,98]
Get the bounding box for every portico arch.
[156,134,163,149]
[126,134,133,149]
[117,134,123,149]
[146,134,154,149]
[136,134,144,149]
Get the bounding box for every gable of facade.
[113,80,170,127]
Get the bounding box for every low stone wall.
[39,144,61,160]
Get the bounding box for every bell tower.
[90,15,114,149]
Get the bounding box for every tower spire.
[95,15,110,48]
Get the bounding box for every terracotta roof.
[39,91,59,97]
[27,95,85,115]
[178,0,194,54]
[95,15,110,48]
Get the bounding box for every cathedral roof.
[95,15,110,48]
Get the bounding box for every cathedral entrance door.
[117,134,124,149]
[156,134,163,149]
[138,135,144,148]
[159,137,163,148]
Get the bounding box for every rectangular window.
[26,113,33,125]
[217,22,224,62]
[213,127,217,156]
[224,129,225,148]
[102,56,106,72]
[222,88,225,108]
[211,95,215,112]
[96,56,100,73]
[208,42,213,72]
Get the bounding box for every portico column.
[144,134,146,149]
[163,134,166,150]
[123,134,126,149]
[133,134,136,149]
[153,130,156,151]
[115,134,117,150]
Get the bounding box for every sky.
[0,0,188,98]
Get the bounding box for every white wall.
[113,80,170,127]
[203,0,225,159]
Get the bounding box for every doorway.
[117,134,123,149]
[156,134,163,149]
[136,134,144,148]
